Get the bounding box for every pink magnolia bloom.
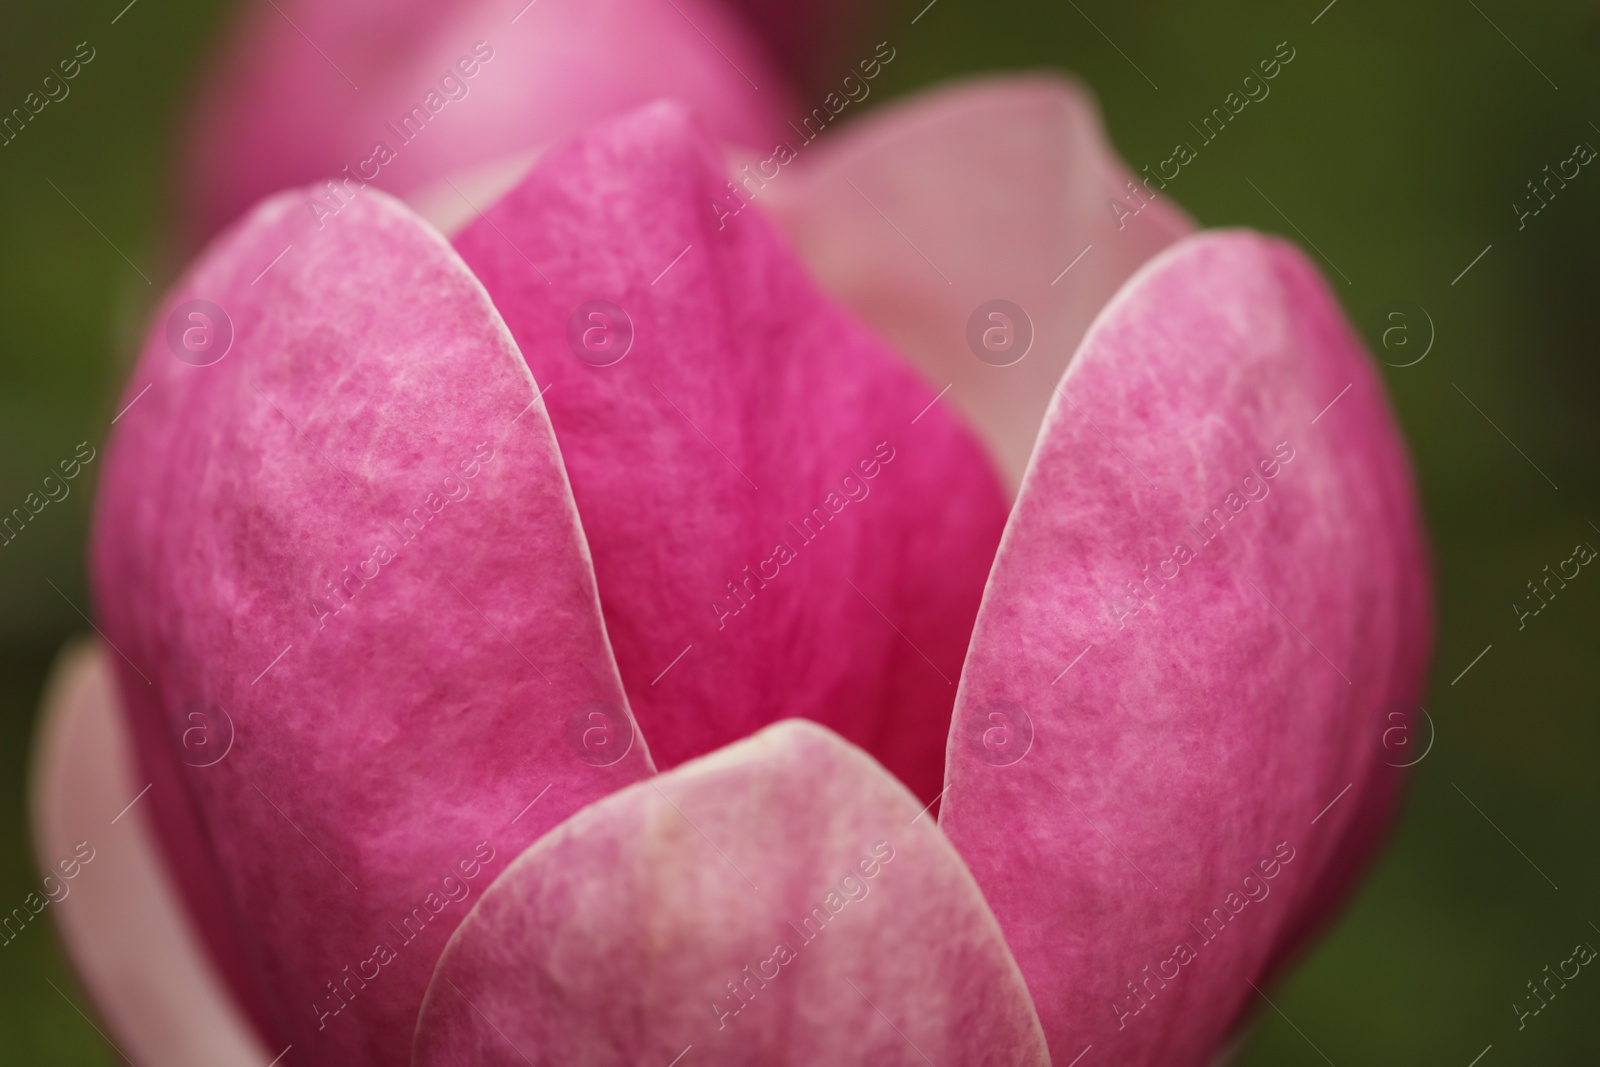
[35,77,1430,1067]
[180,0,799,242]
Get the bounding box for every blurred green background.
[1,0,1595,1062]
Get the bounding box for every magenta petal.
[91,188,653,1064]
[183,0,795,241]
[939,232,1432,1065]
[765,75,1194,494]
[451,103,1008,803]
[415,720,1050,1066]
[720,0,888,90]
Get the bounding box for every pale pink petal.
[28,643,271,1067]
[451,102,1008,804]
[415,720,1050,1066]
[764,74,1195,494]
[183,0,796,241]
[938,231,1431,1065]
[90,187,652,1065]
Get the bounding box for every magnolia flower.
[180,0,796,242]
[180,0,891,243]
[34,60,1428,1067]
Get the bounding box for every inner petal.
[763,75,1194,496]
[450,102,1009,801]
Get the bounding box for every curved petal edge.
[939,230,1432,1066]
[91,183,653,1066]
[416,720,1051,1067]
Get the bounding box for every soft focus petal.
[29,642,269,1067]
[721,0,889,93]
[183,0,795,241]
[414,720,1050,1066]
[451,102,1008,803]
[765,74,1194,494]
[91,187,652,1064]
[939,231,1431,1065]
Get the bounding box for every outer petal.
[29,643,269,1067]
[182,0,795,241]
[938,232,1431,1065]
[451,103,1008,803]
[91,186,652,1064]
[414,720,1050,1066]
[764,74,1194,495]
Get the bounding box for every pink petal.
[414,720,1050,1066]
[28,643,271,1067]
[451,102,1008,803]
[90,187,653,1065]
[764,74,1194,495]
[938,231,1431,1065]
[183,0,796,241]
